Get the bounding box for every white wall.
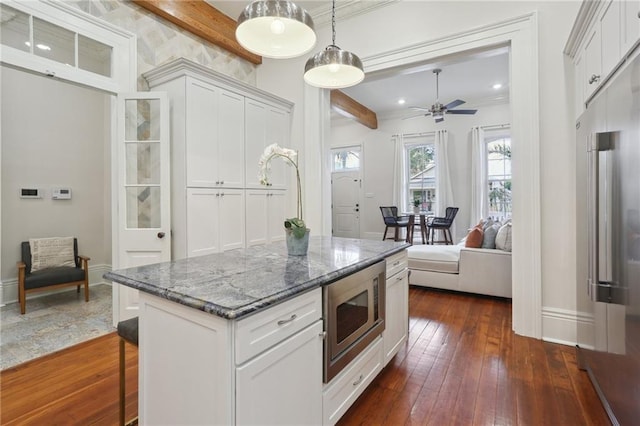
[257,1,581,343]
[332,103,511,243]
[1,66,111,300]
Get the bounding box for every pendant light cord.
[331,0,336,46]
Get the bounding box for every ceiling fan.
[408,68,477,122]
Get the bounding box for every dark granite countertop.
[105,237,409,320]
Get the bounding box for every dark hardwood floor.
[1,287,610,425]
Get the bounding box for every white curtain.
[470,126,487,227]
[435,130,455,236]
[392,134,406,211]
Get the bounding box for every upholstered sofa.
[407,244,512,298]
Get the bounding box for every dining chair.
[426,207,459,244]
[379,206,412,242]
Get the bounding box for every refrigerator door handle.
[589,132,625,305]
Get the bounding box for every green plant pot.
[285,228,310,256]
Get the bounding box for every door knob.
[157,232,166,239]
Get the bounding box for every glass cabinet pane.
[78,35,111,77]
[125,99,161,141]
[33,17,75,66]
[0,4,30,53]
[126,187,161,229]
[126,142,160,185]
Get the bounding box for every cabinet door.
[574,53,585,119]
[622,0,640,55]
[584,27,602,98]
[600,0,621,79]
[186,79,219,187]
[268,191,287,243]
[245,99,267,188]
[218,90,245,188]
[245,190,269,246]
[383,269,409,364]
[186,188,219,257]
[219,189,245,251]
[236,321,323,426]
[265,107,291,189]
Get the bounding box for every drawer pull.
[396,276,404,281]
[277,314,297,326]
[353,374,364,386]
[392,261,400,266]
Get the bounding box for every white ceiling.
[209,1,510,118]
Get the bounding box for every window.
[405,142,436,213]
[332,147,360,172]
[487,136,512,219]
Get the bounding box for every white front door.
[115,92,171,322]
[331,172,361,238]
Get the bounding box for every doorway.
[331,171,361,238]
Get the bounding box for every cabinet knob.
[220,180,224,185]
[157,232,166,239]
[588,74,600,84]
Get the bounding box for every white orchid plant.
[258,143,306,238]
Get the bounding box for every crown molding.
[563,0,602,58]
[310,0,398,27]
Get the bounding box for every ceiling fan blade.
[435,117,444,123]
[444,99,465,110]
[409,106,431,112]
[402,113,430,120]
[446,109,477,115]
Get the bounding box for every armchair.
[427,207,459,245]
[17,237,90,314]
[379,206,412,242]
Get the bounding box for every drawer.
[386,250,408,278]
[235,288,321,364]
[322,337,383,425]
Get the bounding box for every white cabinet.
[245,98,291,189]
[185,79,245,188]
[570,0,640,106]
[144,59,293,258]
[186,188,245,257]
[236,321,323,425]
[584,26,602,98]
[245,190,286,246]
[383,250,409,364]
[622,0,640,54]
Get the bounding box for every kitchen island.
[106,236,409,425]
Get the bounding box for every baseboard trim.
[0,264,112,305]
[542,306,594,347]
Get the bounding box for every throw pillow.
[495,223,513,252]
[465,227,484,248]
[29,237,75,272]
[482,223,501,249]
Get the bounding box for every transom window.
[332,147,360,172]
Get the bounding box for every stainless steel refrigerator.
[576,51,640,425]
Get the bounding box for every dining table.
[404,211,433,244]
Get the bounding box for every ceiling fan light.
[304,45,364,89]
[236,1,316,59]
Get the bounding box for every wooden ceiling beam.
[132,0,262,65]
[330,90,378,130]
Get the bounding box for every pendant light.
[303,0,364,89]
[236,1,316,59]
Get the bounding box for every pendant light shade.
[236,1,316,59]
[304,45,364,89]
[303,0,364,89]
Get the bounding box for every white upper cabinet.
[622,0,640,54]
[568,0,640,109]
[599,0,621,80]
[244,98,291,189]
[186,79,245,188]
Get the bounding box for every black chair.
[17,238,90,314]
[118,316,139,426]
[427,207,459,245]
[380,206,412,242]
